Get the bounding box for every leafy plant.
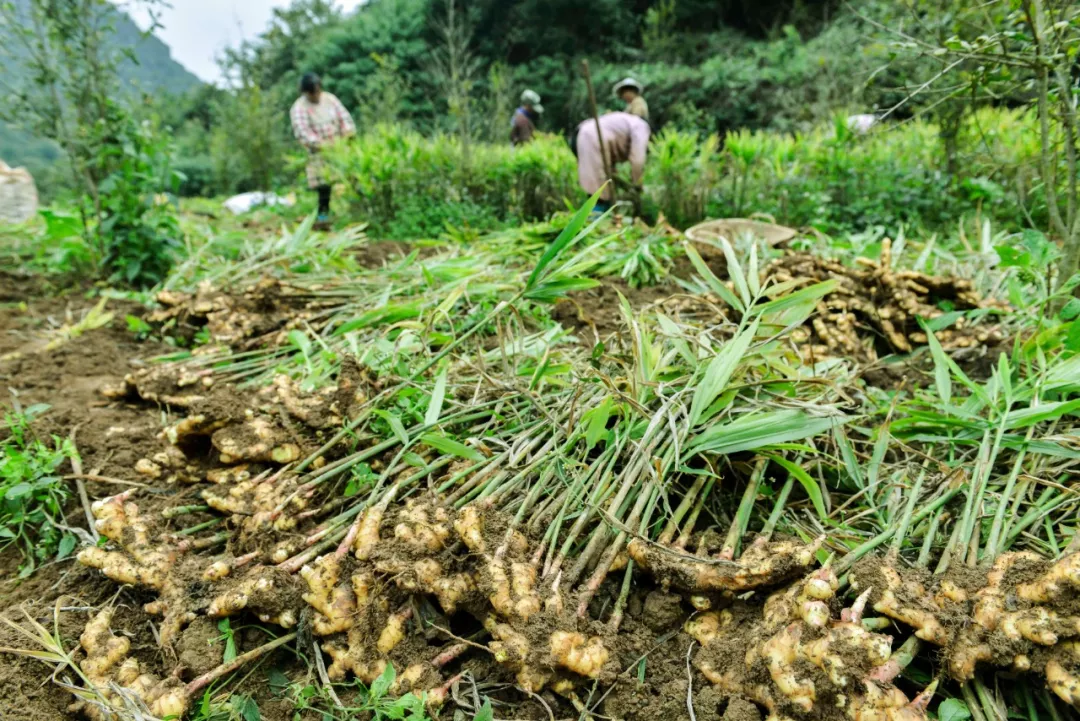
[0,404,78,576]
[96,114,183,287]
[363,665,429,720]
[325,126,579,239]
[0,0,182,287]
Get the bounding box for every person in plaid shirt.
[290,72,356,227]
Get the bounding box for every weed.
[0,405,78,576]
[189,692,261,721]
[286,664,432,720]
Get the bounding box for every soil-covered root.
[101,364,215,409]
[145,278,314,348]
[206,566,302,628]
[951,552,1080,681]
[689,566,926,720]
[201,471,308,535]
[211,414,302,464]
[77,492,206,644]
[77,492,176,590]
[768,240,1005,363]
[1047,642,1080,707]
[322,604,404,683]
[301,553,379,635]
[627,535,824,592]
[484,616,612,694]
[72,608,189,720]
[849,563,957,646]
[324,500,616,695]
[851,551,1080,706]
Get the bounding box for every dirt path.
[0,275,174,720]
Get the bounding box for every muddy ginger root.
[353,505,384,560]
[78,493,175,590]
[628,534,823,592]
[212,415,301,464]
[691,568,916,720]
[845,680,936,721]
[549,631,610,679]
[401,558,474,614]
[322,600,400,683]
[764,565,839,630]
[949,552,1070,680]
[301,554,359,635]
[393,499,453,552]
[207,568,299,628]
[1017,553,1080,603]
[1047,642,1080,707]
[73,608,190,720]
[488,559,542,621]
[485,617,552,693]
[377,607,411,655]
[850,563,951,646]
[454,504,486,552]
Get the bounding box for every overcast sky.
[120,0,365,83]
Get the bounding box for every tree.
[872,0,1080,288]
[0,0,181,286]
[429,0,481,170]
[219,0,341,91]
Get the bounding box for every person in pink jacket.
[574,111,651,211]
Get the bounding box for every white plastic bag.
[0,160,39,225]
[223,191,295,215]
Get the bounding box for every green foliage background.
[0,0,199,196]
[162,0,923,198]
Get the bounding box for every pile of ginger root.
[852,550,1080,707]
[299,498,618,700]
[70,469,1080,721]
[685,563,935,721]
[768,239,1004,363]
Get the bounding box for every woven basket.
[685,218,798,247]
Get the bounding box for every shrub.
[95,116,183,287]
[326,108,1046,238]
[326,125,580,238]
[643,127,720,228]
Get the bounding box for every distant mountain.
[0,0,202,185]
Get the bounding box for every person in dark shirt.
[510,89,544,146]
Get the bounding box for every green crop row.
[325,107,1046,239]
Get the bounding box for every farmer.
[510,89,544,146]
[614,77,649,122]
[573,111,651,212]
[289,72,356,228]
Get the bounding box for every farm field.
[3,192,1080,721]
[3,1,1080,719]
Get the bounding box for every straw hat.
[613,77,643,95]
[520,89,544,114]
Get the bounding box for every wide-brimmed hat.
[613,77,643,95]
[520,89,544,113]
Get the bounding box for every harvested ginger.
[73,608,189,720]
[628,534,823,592]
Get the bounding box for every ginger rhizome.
[851,551,1080,708]
[73,609,190,720]
[689,565,931,721]
[628,534,824,593]
[768,240,1004,363]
